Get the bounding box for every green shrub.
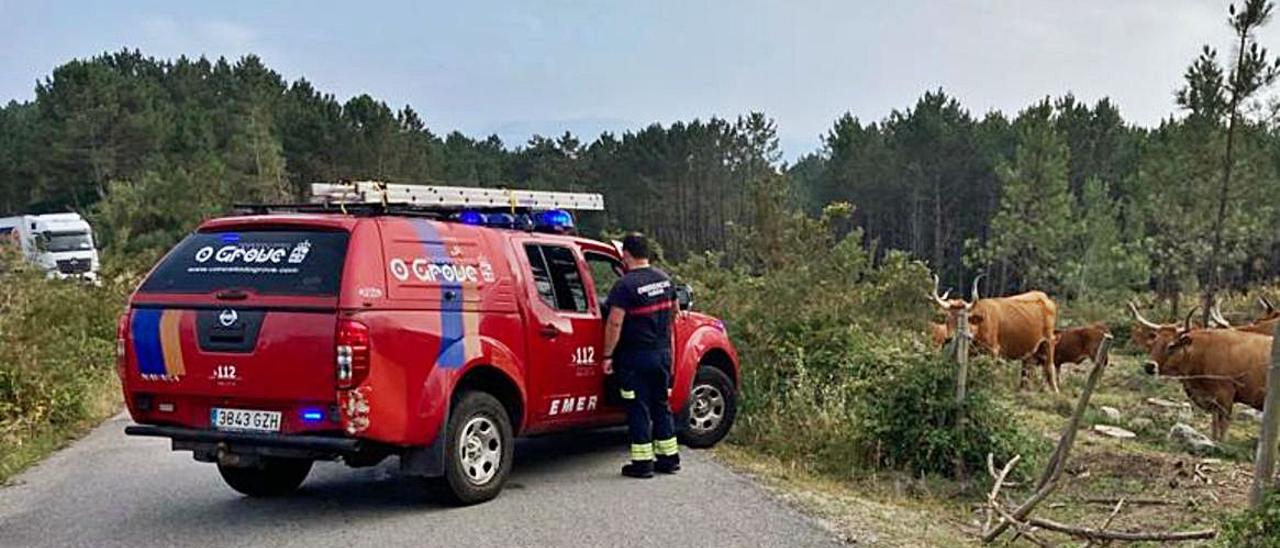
[672,202,1037,481]
[859,353,1038,478]
[0,248,136,480]
[1217,493,1280,547]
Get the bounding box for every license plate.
[211,408,282,433]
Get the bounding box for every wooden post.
[1037,334,1112,490]
[954,308,971,481]
[955,308,971,403]
[1250,321,1280,508]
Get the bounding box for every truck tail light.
[115,312,129,378]
[336,319,370,389]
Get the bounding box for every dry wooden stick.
[1024,516,1215,542]
[1082,497,1173,507]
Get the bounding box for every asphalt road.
[0,415,845,548]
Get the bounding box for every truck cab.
[0,213,100,281]
[120,183,739,505]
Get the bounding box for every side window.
[542,245,589,312]
[524,245,556,308]
[524,244,589,313]
[585,252,624,305]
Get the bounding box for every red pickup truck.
[119,196,739,505]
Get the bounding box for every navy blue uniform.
[607,267,679,465]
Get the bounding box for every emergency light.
[533,209,575,232]
[455,210,485,225]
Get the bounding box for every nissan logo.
[218,309,239,327]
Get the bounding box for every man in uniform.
[602,233,680,479]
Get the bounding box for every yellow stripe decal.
[159,310,185,378]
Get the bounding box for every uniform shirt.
[606,266,675,355]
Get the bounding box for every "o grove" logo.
[389,258,480,284]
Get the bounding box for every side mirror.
[675,284,694,311]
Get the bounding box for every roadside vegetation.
[0,249,135,483]
[6,2,1280,540]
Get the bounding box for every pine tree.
[968,103,1074,294]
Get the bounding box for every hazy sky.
[1,1,1272,160]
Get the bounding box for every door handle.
[539,324,561,338]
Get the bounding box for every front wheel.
[436,391,514,505]
[217,457,312,497]
[679,365,737,448]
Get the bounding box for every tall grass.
[0,249,135,481]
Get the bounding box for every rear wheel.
[679,365,737,448]
[437,391,514,505]
[217,457,312,497]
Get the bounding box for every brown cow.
[932,275,1060,392]
[1052,322,1109,378]
[1208,302,1279,336]
[1143,309,1271,441]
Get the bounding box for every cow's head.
[930,274,985,339]
[1128,301,1183,352]
[1142,306,1198,376]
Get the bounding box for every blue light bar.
[484,212,515,228]
[219,233,241,244]
[455,210,485,225]
[533,209,575,232]
[301,409,325,422]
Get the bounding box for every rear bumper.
[125,424,359,454]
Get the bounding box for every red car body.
[119,212,739,502]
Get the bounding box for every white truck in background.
[0,213,100,281]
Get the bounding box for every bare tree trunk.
[1203,28,1249,326]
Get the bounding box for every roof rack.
[309,181,605,212]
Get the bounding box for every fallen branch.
[1025,516,1215,542]
[1082,497,1174,507]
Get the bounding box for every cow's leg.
[1042,338,1059,394]
[1213,393,1233,442]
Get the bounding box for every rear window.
[139,230,349,296]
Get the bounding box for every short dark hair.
[621,232,652,260]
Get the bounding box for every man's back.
[608,266,675,355]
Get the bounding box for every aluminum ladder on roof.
[309,181,605,211]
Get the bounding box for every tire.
[437,391,514,505]
[217,457,312,497]
[679,365,737,448]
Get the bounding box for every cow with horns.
[1208,297,1280,336]
[931,275,1061,392]
[1140,306,1271,441]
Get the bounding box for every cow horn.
[1183,306,1199,332]
[1261,295,1276,314]
[929,275,951,308]
[1128,301,1161,330]
[1211,306,1233,328]
[970,273,984,303]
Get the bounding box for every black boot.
[621,460,654,479]
[655,454,681,474]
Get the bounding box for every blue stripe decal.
[413,220,466,369]
[131,309,166,377]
